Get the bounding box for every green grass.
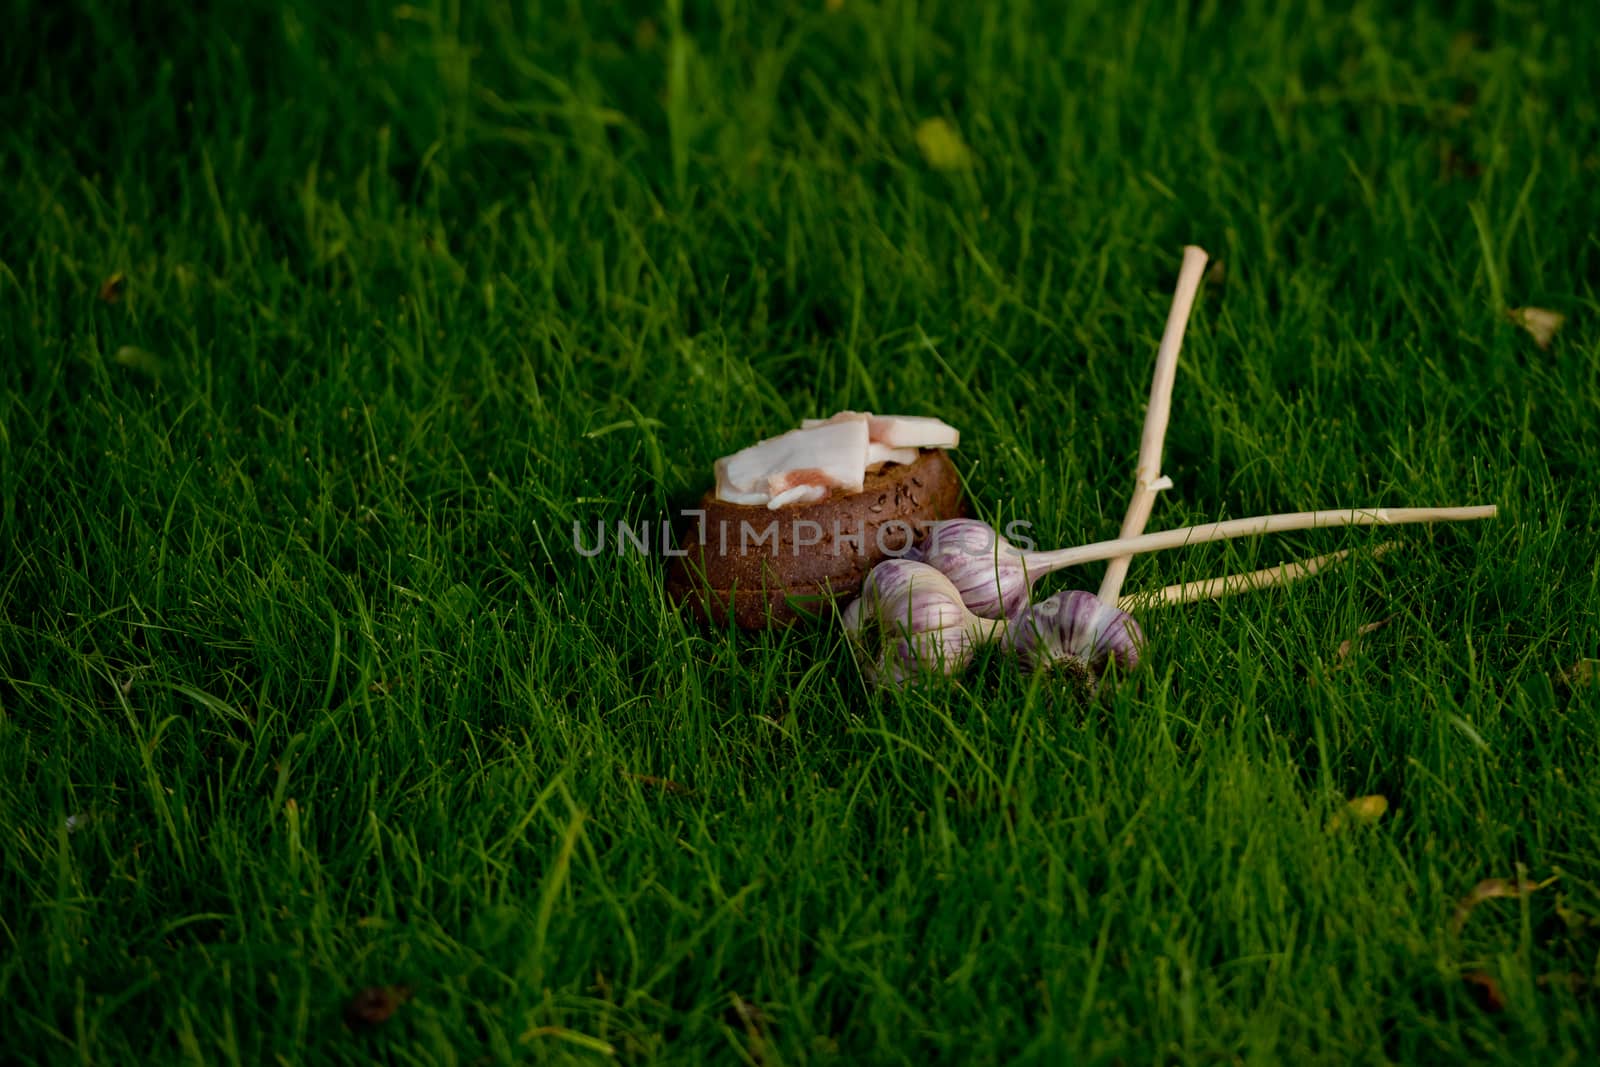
[3,0,1599,1062]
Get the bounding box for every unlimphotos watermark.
[571,513,1037,558]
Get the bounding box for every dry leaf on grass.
[1462,971,1506,1012]
[620,769,695,796]
[1555,659,1597,694]
[1439,141,1483,181]
[345,985,413,1028]
[113,345,165,380]
[1451,874,1558,934]
[98,273,126,304]
[1335,615,1397,665]
[1508,306,1565,349]
[1329,794,1388,831]
[1464,970,1593,1013]
[915,118,974,171]
[1536,972,1592,996]
[1556,901,1597,935]
[728,994,772,1029]
[727,995,776,1066]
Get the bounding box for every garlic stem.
[1117,541,1406,610]
[1119,548,1353,609]
[1028,505,1496,576]
[1098,245,1210,607]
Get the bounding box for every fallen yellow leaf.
[1335,615,1397,665]
[1508,306,1565,349]
[1462,971,1506,1012]
[1451,874,1558,934]
[114,345,165,380]
[1328,794,1387,831]
[915,117,974,171]
[1348,794,1388,820]
[1556,659,1597,692]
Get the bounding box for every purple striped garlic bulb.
[840,558,1007,689]
[1007,589,1144,679]
[915,518,1033,618]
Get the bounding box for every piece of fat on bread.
[801,411,959,450]
[715,419,870,508]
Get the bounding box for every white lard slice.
[866,415,959,449]
[800,411,870,430]
[710,472,771,507]
[801,411,959,450]
[766,483,830,509]
[867,442,919,467]
[806,412,917,467]
[714,419,871,508]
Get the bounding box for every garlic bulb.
[840,559,1006,689]
[916,518,1032,619]
[1007,590,1144,679]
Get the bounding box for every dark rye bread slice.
[666,449,964,629]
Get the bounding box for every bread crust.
[666,449,965,629]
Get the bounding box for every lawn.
[3,0,1598,1062]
